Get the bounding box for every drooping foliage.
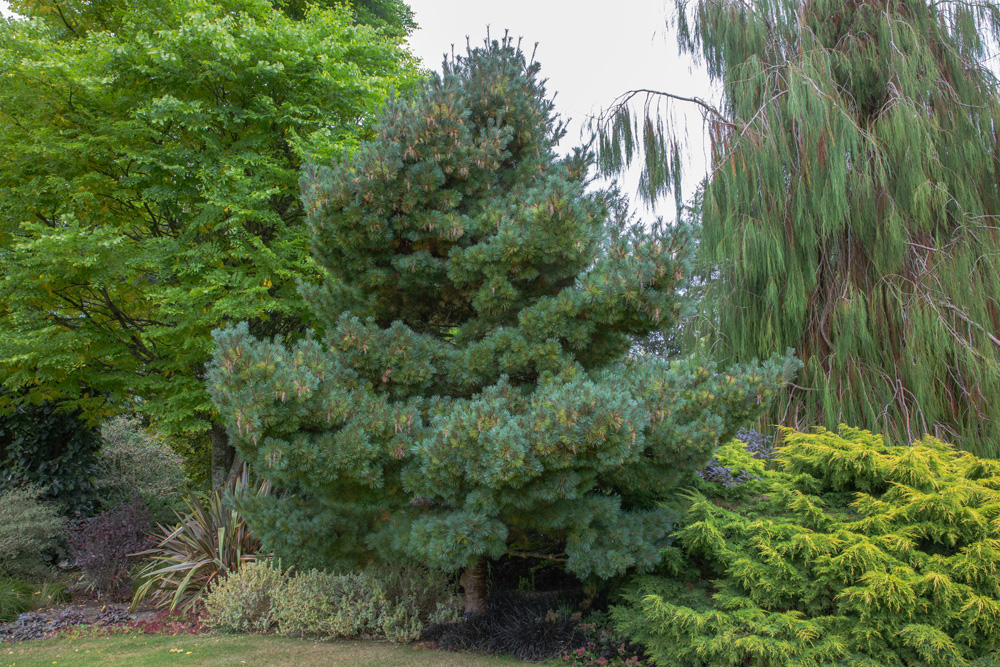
[0,0,419,483]
[131,471,270,612]
[595,0,1000,455]
[208,36,796,613]
[616,427,1000,666]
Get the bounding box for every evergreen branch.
[504,549,568,563]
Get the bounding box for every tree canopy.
[0,0,419,482]
[208,37,796,613]
[596,0,1000,456]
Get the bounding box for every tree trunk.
[226,451,245,488]
[460,557,488,616]
[209,422,235,492]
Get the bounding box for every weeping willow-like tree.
[596,0,1000,456]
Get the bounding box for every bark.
[209,422,235,492]
[225,451,245,488]
[460,557,488,615]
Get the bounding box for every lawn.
[1,634,530,667]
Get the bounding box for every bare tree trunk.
[209,422,234,492]
[226,451,245,488]
[460,557,488,615]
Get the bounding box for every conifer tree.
[208,37,795,613]
[596,0,1000,455]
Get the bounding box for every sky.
[0,0,714,214]
[404,1,712,214]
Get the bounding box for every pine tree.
[595,0,1000,456]
[208,37,795,613]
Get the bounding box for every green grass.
[1,633,530,667]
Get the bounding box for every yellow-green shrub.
[369,564,461,642]
[615,427,1000,667]
[203,560,285,634]
[268,565,460,642]
[272,569,387,639]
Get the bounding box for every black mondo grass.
[423,592,586,661]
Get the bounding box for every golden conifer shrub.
[616,427,1000,666]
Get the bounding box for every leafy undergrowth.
[1,634,528,667]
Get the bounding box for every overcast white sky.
[0,0,712,214]
[405,1,712,214]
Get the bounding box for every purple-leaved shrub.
[69,497,152,601]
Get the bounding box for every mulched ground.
[1,598,200,644]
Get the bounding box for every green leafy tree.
[208,37,796,613]
[595,0,1000,455]
[0,0,419,487]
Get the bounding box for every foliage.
[69,497,153,601]
[594,0,1000,455]
[208,35,796,614]
[272,569,388,639]
[560,612,647,667]
[95,417,187,520]
[0,0,420,479]
[0,577,33,623]
[263,564,457,642]
[0,401,100,515]
[30,581,70,611]
[0,607,86,642]
[0,579,69,624]
[695,428,775,489]
[131,475,268,612]
[371,564,461,642]
[95,605,134,628]
[203,559,285,634]
[425,593,587,661]
[614,427,1000,666]
[128,609,207,637]
[0,484,65,579]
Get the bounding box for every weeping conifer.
[596,0,1000,455]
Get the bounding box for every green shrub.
[372,564,461,642]
[95,416,187,520]
[206,562,460,641]
[0,484,65,579]
[272,569,388,639]
[0,400,100,515]
[203,560,285,634]
[0,577,33,623]
[614,427,1000,667]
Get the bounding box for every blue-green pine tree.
[208,37,796,613]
